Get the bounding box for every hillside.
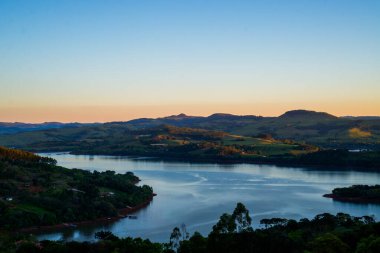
[0,147,153,229]
[279,109,337,120]
[123,110,380,150]
[1,109,379,151]
[0,124,318,160]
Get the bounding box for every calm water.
[36,153,380,242]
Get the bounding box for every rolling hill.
[0,110,379,151]
[0,124,318,160]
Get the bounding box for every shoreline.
[18,193,156,234]
[323,193,380,204]
[32,150,380,171]
[65,151,380,172]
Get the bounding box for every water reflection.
[36,153,380,243]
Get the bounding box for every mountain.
[0,110,379,150]
[119,110,380,150]
[123,113,262,132]
[0,122,95,135]
[122,110,343,133]
[279,109,337,120]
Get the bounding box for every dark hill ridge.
[129,110,334,123]
[0,122,96,135]
[119,110,337,128]
[122,112,264,132]
[208,113,261,120]
[160,113,195,120]
[279,110,337,120]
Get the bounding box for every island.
[324,185,380,204]
[0,146,154,230]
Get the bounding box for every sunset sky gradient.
[1,0,379,122]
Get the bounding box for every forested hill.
[0,147,153,229]
[0,124,319,162]
[1,110,380,150]
[122,110,380,150]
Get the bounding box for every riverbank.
[31,154,380,243]
[18,193,156,234]
[65,149,380,172]
[323,193,380,204]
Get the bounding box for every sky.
[1,0,379,122]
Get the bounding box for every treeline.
[324,185,380,203]
[0,146,153,229]
[4,203,380,253]
[0,146,56,165]
[73,148,380,170]
[288,150,380,169]
[81,148,380,170]
[3,124,380,169]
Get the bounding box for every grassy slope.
[233,117,380,150]
[0,125,317,158]
[121,111,380,150]
[1,110,379,150]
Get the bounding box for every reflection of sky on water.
[37,153,380,243]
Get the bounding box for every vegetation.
[0,124,321,160]
[2,203,380,253]
[0,146,153,229]
[324,185,380,203]
[1,110,380,151]
[1,123,380,168]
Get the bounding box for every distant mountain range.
[0,122,97,134]
[0,110,379,150]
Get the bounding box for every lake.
[36,153,380,243]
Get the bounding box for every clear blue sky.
[1,0,379,122]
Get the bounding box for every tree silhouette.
[212,203,252,234]
[232,202,253,233]
[170,227,182,251]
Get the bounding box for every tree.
[310,233,350,253]
[260,218,288,228]
[356,235,380,253]
[212,213,236,234]
[170,227,182,252]
[178,232,207,253]
[94,231,118,241]
[212,203,253,234]
[232,203,253,233]
[180,223,189,241]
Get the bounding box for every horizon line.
[1,109,380,124]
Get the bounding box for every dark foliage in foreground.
[3,203,380,253]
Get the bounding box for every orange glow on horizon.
[1,102,379,123]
